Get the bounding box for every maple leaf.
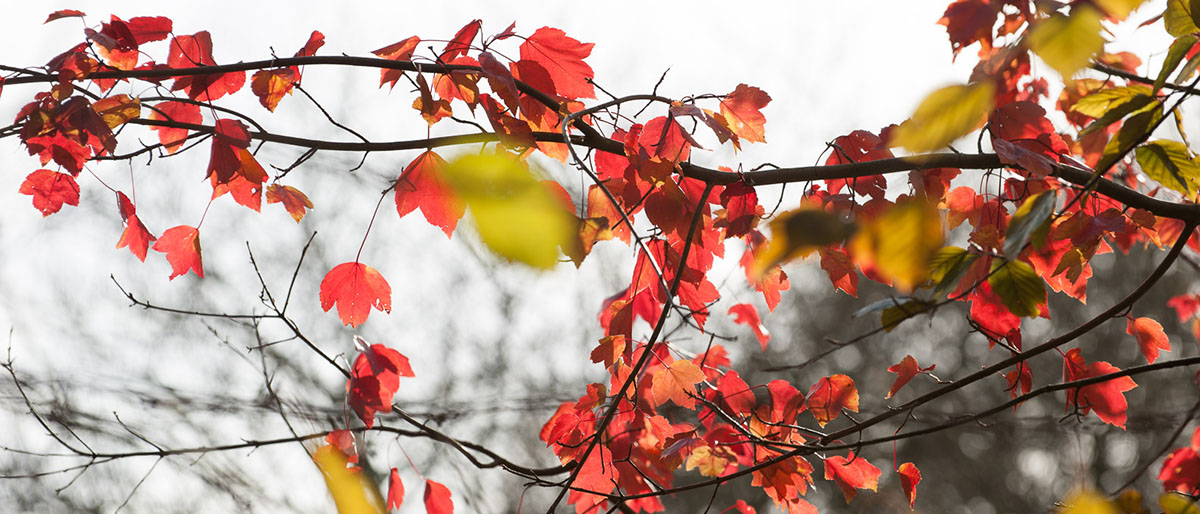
[823,453,881,503]
[442,19,480,60]
[115,192,156,261]
[651,359,705,408]
[250,68,296,112]
[19,169,79,216]
[728,303,770,350]
[807,374,858,427]
[1160,426,1200,494]
[152,226,203,280]
[372,36,420,89]
[319,262,392,327]
[394,150,463,238]
[886,355,935,399]
[1127,316,1171,364]
[92,94,140,129]
[478,51,520,114]
[167,32,245,101]
[347,338,413,428]
[767,380,806,424]
[519,27,595,99]
[938,0,1002,56]
[717,181,759,238]
[387,468,403,511]
[589,335,625,370]
[208,118,252,184]
[717,84,771,146]
[325,429,357,463]
[266,184,313,222]
[147,100,202,153]
[424,480,453,514]
[1062,348,1138,428]
[898,462,922,509]
[45,9,86,24]
[714,371,756,418]
[1169,294,1200,322]
[211,148,268,211]
[819,247,858,297]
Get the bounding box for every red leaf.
[45,10,85,24]
[294,30,324,58]
[147,101,202,153]
[729,303,770,350]
[718,84,771,146]
[153,225,203,280]
[1170,294,1200,322]
[250,68,296,112]
[807,374,858,427]
[168,32,245,101]
[886,355,935,399]
[819,247,858,297]
[395,150,463,237]
[823,452,881,503]
[319,262,392,327]
[115,192,156,262]
[372,36,420,89]
[1127,316,1170,364]
[207,118,252,184]
[717,181,759,238]
[479,93,534,148]
[265,184,313,222]
[1062,348,1138,428]
[424,479,453,514]
[714,371,756,417]
[325,429,357,463]
[413,74,453,126]
[19,169,79,216]
[938,0,1002,56]
[651,359,705,408]
[477,51,520,114]
[767,379,806,424]
[1160,427,1200,494]
[124,16,172,45]
[387,468,404,511]
[441,20,480,60]
[519,27,595,99]
[897,462,922,509]
[211,148,267,211]
[347,338,412,428]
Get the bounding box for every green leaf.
[442,153,576,269]
[891,82,995,153]
[1177,51,1200,84]
[1071,86,1152,118]
[881,299,932,332]
[988,259,1045,318]
[1161,492,1200,514]
[1078,92,1155,137]
[1100,103,1163,162]
[1166,0,1200,37]
[1157,35,1199,92]
[1028,6,1105,79]
[1094,0,1149,19]
[928,246,977,297]
[1003,191,1057,259]
[851,199,945,293]
[1135,140,1200,198]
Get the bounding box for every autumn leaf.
[717,84,771,147]
[729,303,770,350]
[441,153,575,269]
[147,100,202,153]
[424,480,453,514]
[91,94,140,128]
[898,462,922,509]
[651,359,705,408]
[519,27,595,99]
[372,36,420,89]
[807,374,858,427]
[153,225,203,280]
[852,199,944,293]
[266,184,313,222]
[891,82,994,153]
[1062,348,1138,428]
[441,19,480,60]
[319,262,392,327]
[824,452,881,503]
[886,355,935,399]
[250,68,296,112]
[167,31,245,101]
[312,445,384,514]
[19,169,79,216]
[1003,191,1057,258]
[752,208,856,277]
[1127,316,1170,364]
[45,9,85,23]
[1028,6,1104,79]
[387,468,403,511]
[115,192,155,261]
[1160,426,1200,494]
[1135,140,1200,199]
[988,259,1045,318]
[1058,490,1117,514]
[347,339,413,428]
[208,118,252,184]
[394,150,463,238]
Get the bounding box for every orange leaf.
[518,27,595,100]
[250,68,296,112]
[424,479,453,514]
[211,148,267,211]
[1127,316,1170,364]
[886,355,935,399]
[441,19,480,60]
[897,462,922,509]
[153,225,203,280]
[729,303,770,350]
[266,184,313,222]
[651,359,705,408]
[718,84,771,145]
[387,468,403,511]
[395,150,463,238]
[372,36,420,90]
[45,9,86,24]
[823,452,880,503]
[115,192,155,261]
[19,169,79,216]
[319,262,391,327]
[807,374,858,427]
[147,100,202,153]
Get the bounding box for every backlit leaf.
[1063,348,1138,428]
[115,192,155,261]
[898,462,921,509]
[718,84,771,146]
[886,355,935,399]
[1161,492,1200,514]
[312,445,384,514]
[1071,85,1153,118]
[387,468,403,511]
[807,374,858,427]
[266,184,313,222]
[347,339,413,428]
[153,225,203,280]
[1029,7,1105,79]
[729,303,770,350]
[753,208,856,277]
[319,262,391,327]
[250,68,296,112]
[987,259,1045,318]
[823,452,880,503]
[518,27,595,99]
[929,246,977,296]
[91,94,139,128]
[19,169,79,216]
[147,100,202,153]
[1158,36,1199,92]
[442,153,575,269]
[852,199,944,293]
[651,359,705,408]
[1127,316,1170,364]
[891,82,994,153]
[1003,191,1057,258]
[1136,140,1200,198]
[395,150,463,238]
[1059,490,1117,514]
[1166,0,1200,37]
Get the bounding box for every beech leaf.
[1028,7,1105,79]
[851,199,944,293]
[987,259,1045,318]
[753,208,856,277]
[1003,191,1057,258]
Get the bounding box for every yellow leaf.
[891,82,994,153]
[684,445,733,477]
[1094,0,1148,19]
[1029,6,1105,80]
[92,94,141,129]
[1136,140,1200,199]
[1165,0,1200,37]
[1059,490,1117,514]
[1071,86,1152,118]
[752,208,856,277]
[988,259,1045,318]
[442,153,575,269]
[851,199,943,293]
[1161,492,1200,514]
[312,445,385,514]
